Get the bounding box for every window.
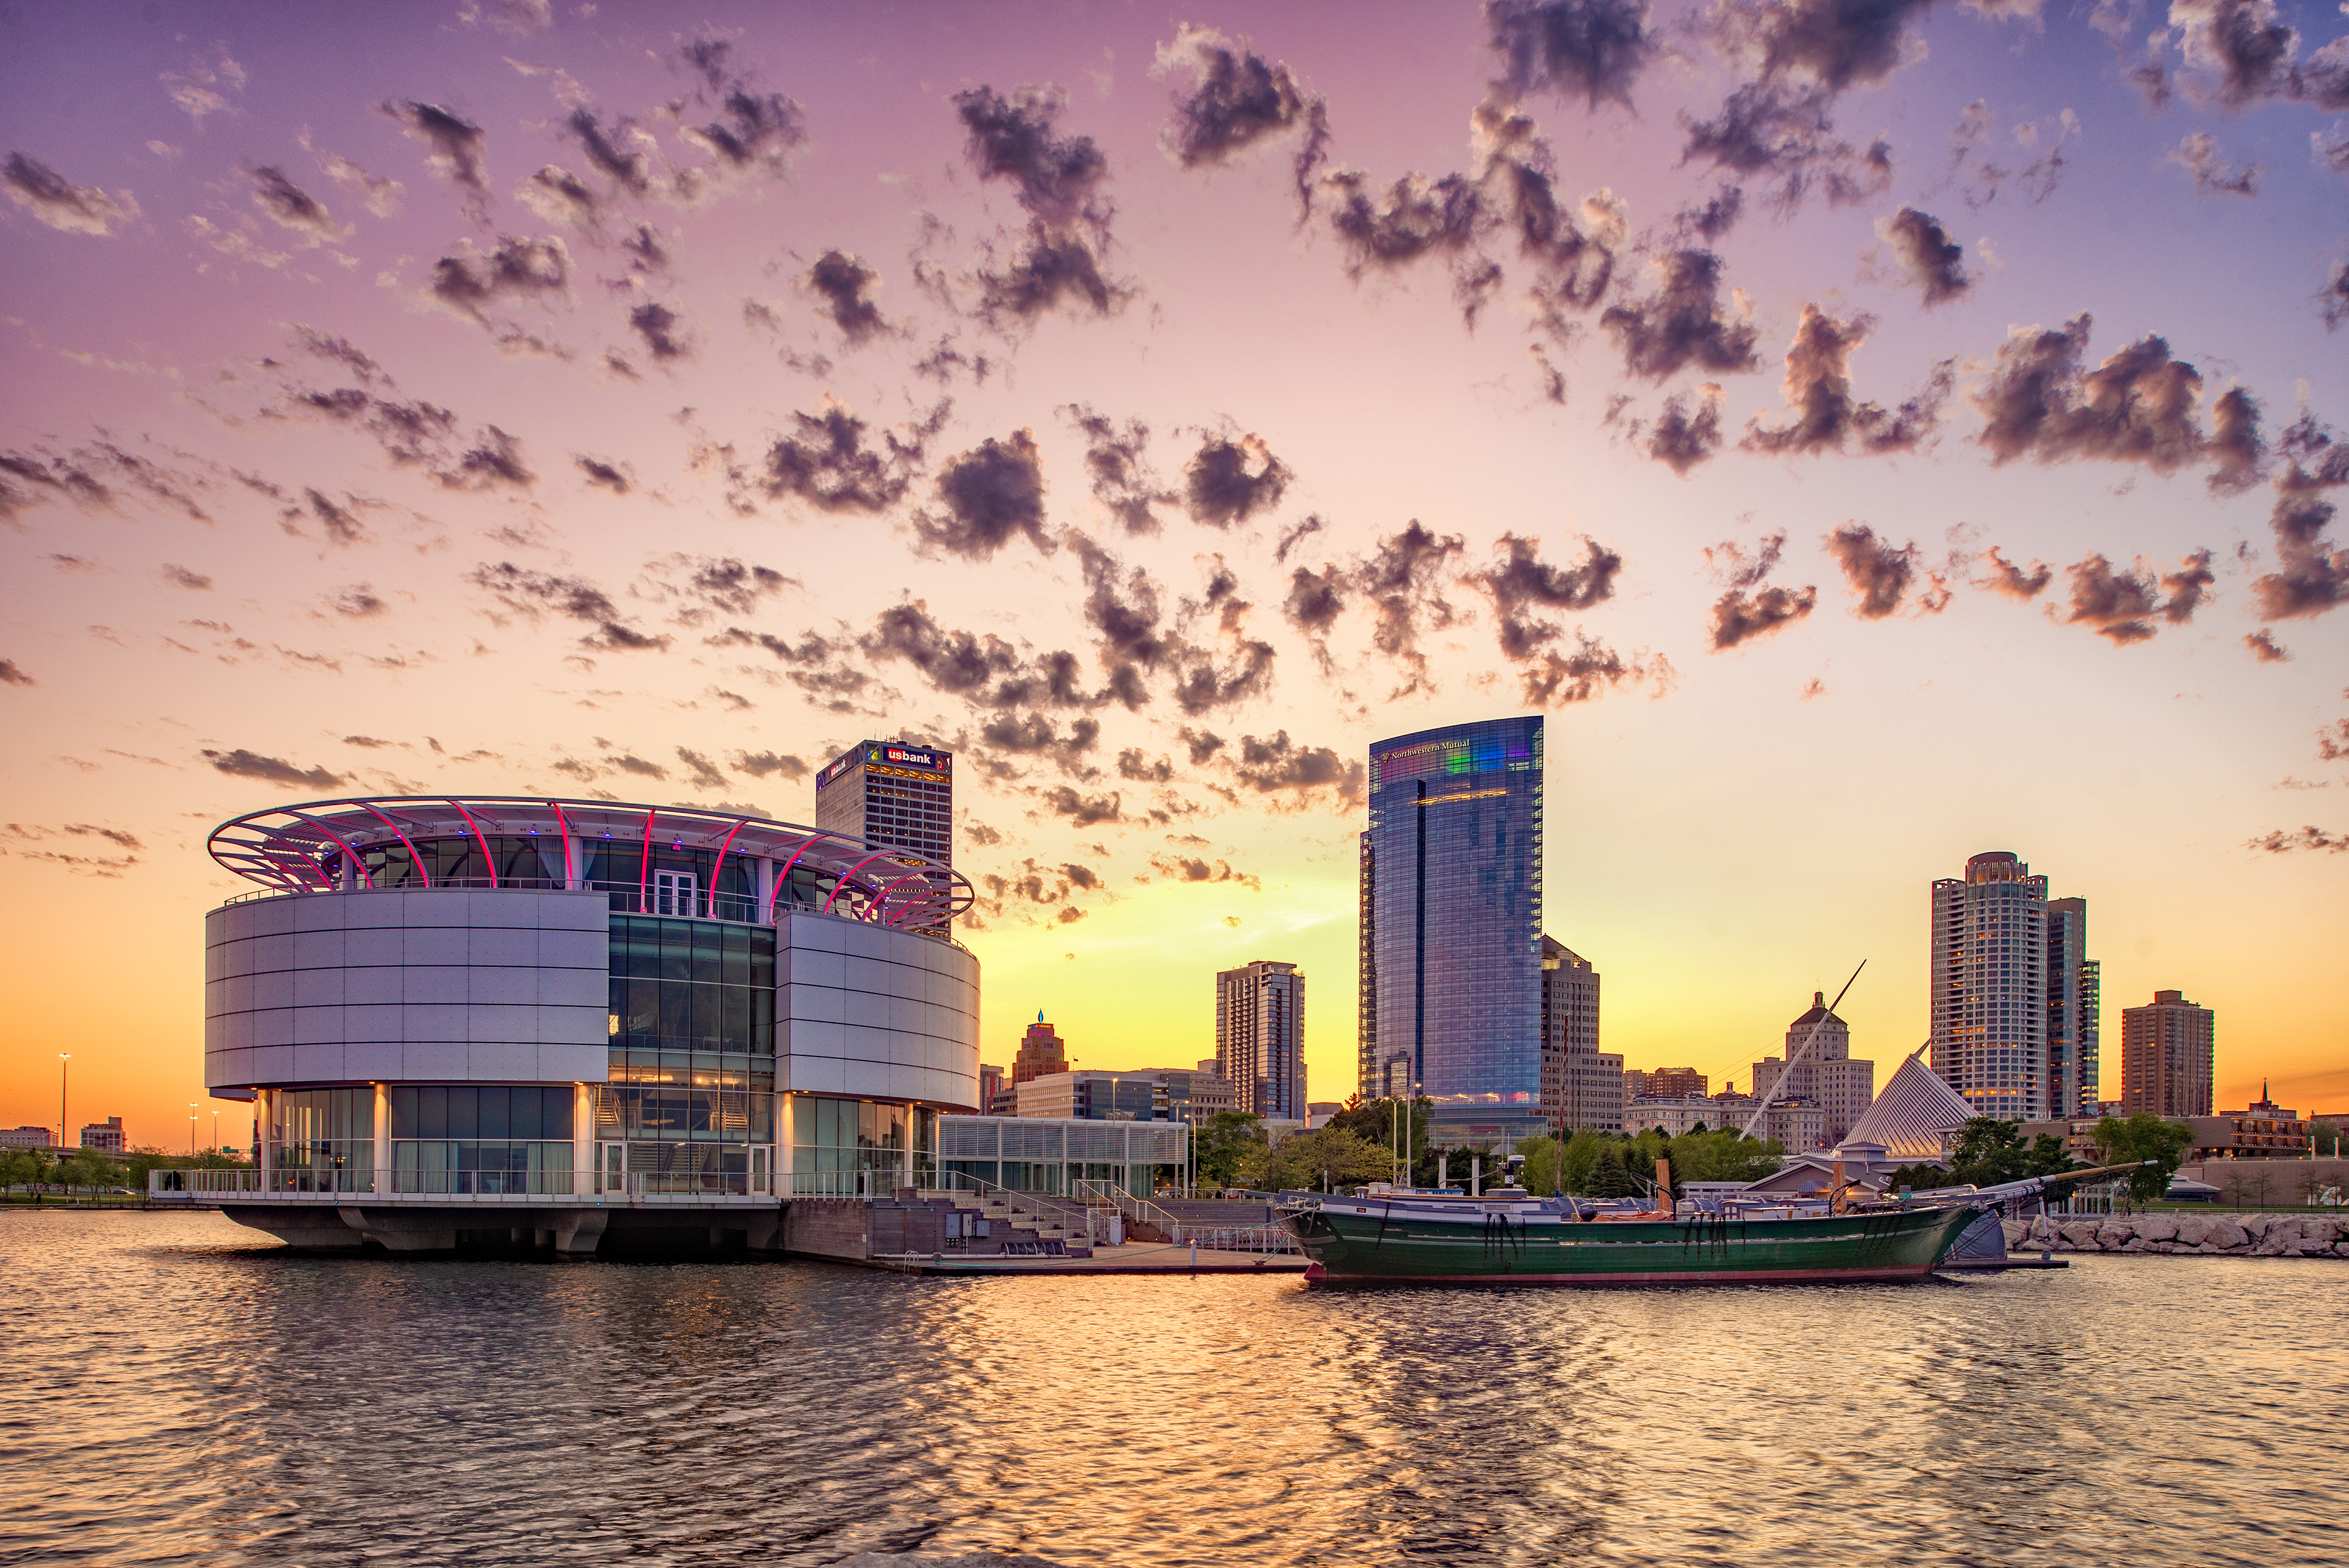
[655,869,697,916]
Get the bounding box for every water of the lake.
[2,1211,2339,1566]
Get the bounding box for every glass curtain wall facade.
[597,914,776,1192]
[391,1086,576,1194]
[1364,717,1546,1139]
[1930,852,2052,1121]
[266,1088,374,1192]
[2046,897,2100,1119]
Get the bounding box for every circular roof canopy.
[208,795,970,927]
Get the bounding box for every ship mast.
[1740,960,1865,1143]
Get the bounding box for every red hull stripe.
[1303,1264,1939,1286]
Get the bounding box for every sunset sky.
[4,0,2345,1148]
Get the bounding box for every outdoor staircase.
[916,1186,1094,1256]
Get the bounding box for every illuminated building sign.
[872,745,948,772]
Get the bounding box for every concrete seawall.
[2002,1212,2348,1258]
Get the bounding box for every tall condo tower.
[2046,897,2101,1118]
[814,740,954,929]
[1540,937,1622,1132]
[2120,990,2214,1117]
[1929,850,2096,1122]
[1362,716,1546,1140]
[1216,960,1307,1120]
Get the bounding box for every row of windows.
[607,1052,774,1090]
[391,1085,574,1141]
[610,916,777,986]
[592,1085,774,1143]
[608,978,775,1053]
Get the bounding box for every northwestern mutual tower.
[1359,716,1546,1141]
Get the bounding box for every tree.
[1558,1128,1605,1195]
[1668,1128,1785,1186]
[1325,1095,1429,1183]
[1589,1144,1644,1198]
[0,1147,39,1194]
[1946,1118,2030,1187]
[1193,1112,1267,1190]
[2022,1134,2079,1179]
[1244,1126,1392,1192]
[2091,1112,2193,1206]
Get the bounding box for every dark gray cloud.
[675,37,807,187]
[1282,563,1348,671]
[1486,0,1658,111]
[1170,634,1275,716]
[576,455,632,493]
[1318,167,1486,280]
[1647,385,1724,474]
[563,106,654,196]
[326,584,386,619]
[954,83,1129,326]
[2321,261,2349,331]
[1824,523,1922,617]
[2252,413,2349,620]
[1469,533,1623,658]
[292,325,385,384]
[1974,315,2262,481]
[757,403,930,513]
[1521,630,1670,707]
[1146,853,1260,889]
[1354,521,1467,694]
[806,250,888,343]
[161,563,213,590]
[245,165,340,241]
[628,301,691,362]
[1743,306,1951,457]
[2061,550,2216,643]
[1678,83,1893,212]
[426,234,571,328]
[1713,0,1935,94]
[644,555,796,619]
[0,660,34,686]
[321,153,405,218]
[467,562,669,652]
[1599,249,1760,381]
[732,750,809,779]
[675,747,728,791]
[2,152,137,236]
[1977,546,2053,600]
[1154,23,1330,215]
[1274,515,1324,565]
[300,488,367,546]
[981,713,1102,776]
[911,430,1050,559]
[1227,730,1365,805]
[1184,434,1291,528]
[520,165,599,232]
[1882,206,1969,306]
[1119,748,1176,783]
[2164,0,2347,111]
[1471,95,1624,334]
[1709,584,1817,648]
[1063,405,1174,533]
[1039,786,1123,827]
[859,601,1085,711]
[2246,825,2349,853]
[380,101,491,220]
[1072,537,1173,708]
[2170,131,2262,196]
[704,627,875,710]
[1674,184,1745,242]
[201,748,344,789]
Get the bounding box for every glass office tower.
[1361,717,1546,1140]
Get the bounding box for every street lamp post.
[189,1104,199,1156]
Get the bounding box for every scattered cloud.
[1486,0,1658,112]
[2170,131,2262,196]
[1743,307,1951,457]
[1880,206,1970,306]
[2060,549,2216,643]
[1600,250,1759,381]
[2246,825,2348,853]
[201,748,344,789]
[2,153,138,237]
[1153,23,1330,215]
[380,100,492,221]
[2244,629,2291,661]
[910,429,1050,559]
[1183,433,1290,528]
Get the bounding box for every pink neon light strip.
[358,804,431,888]
[709,817,746,918]
[549,801,574,886]
[639,808,654,914]
[447,800,497,888]
[280,809,376,890]
[867,870,929,924]
[767,831,844,919]
[821,850,896,914]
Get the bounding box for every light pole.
[189,1104,199,1156]
[58,1053,69,1152]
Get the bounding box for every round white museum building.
[188,795,981,1252]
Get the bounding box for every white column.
[372,1083,390,1194]
[256,1088,273,1184]
[755,857,774,923]
[563,831,581,891]
[574,1082,596,1194]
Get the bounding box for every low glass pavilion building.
[193,795,981,1249]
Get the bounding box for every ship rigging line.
[1739,959,1868,1144]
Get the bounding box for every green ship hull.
[1284,1198,1984,1287]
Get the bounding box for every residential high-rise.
[1361,716,1546,1140]
[2120,989,2215,1117]
[2046,897,2101,1119]
[1216,960,1307,1120]
[1012,1013,1068,1084]
[1356,830,1376,1109]
[1751,992,1874,1147]
[1540,938,1622,1131]
[814,740,953,929]
[1929,850,2096,1123]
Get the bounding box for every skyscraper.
[2046,897,2101,1118]
[1928,850,2097,1123]
[2120,990,2215,1117]
[1751,992,1874,1147]
[1540,937,1622,1131]
[1361,716,1545,1140]
[814,740,953,929]
[1215,960,1306,1120]
[1012,1013,1067,1084]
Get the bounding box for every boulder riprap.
[2003,1213,2347,1257]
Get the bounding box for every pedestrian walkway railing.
[147,1168,777,1201]
[1069,1180,1297,1252]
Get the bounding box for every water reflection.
[2,1213,2342,1567]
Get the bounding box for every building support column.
[256,1088,273,1186]
[574,1082,596,1195]
[372,1083,390,1195]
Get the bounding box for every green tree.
[1193,1112,1267,1190]
[1326,1094,1428,1182]
[1244,1126,1393,1192]
[2022,1133,2079,1179]
[1667,1128,1785,1186]
[1946,1118,2030,1187]
[1557,1128,1605,1195]
[0,1146,39,1194]
[2091,1112,2194,1206]
[1589,1143,1644,1198]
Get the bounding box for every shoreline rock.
[2006,1212,2347,1258]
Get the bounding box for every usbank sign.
[874,745,947,771]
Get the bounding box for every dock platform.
[869,1241,1309,1276]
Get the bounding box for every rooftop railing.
[147,1167,779,1202]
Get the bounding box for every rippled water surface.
[3,1211,2343,1567]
